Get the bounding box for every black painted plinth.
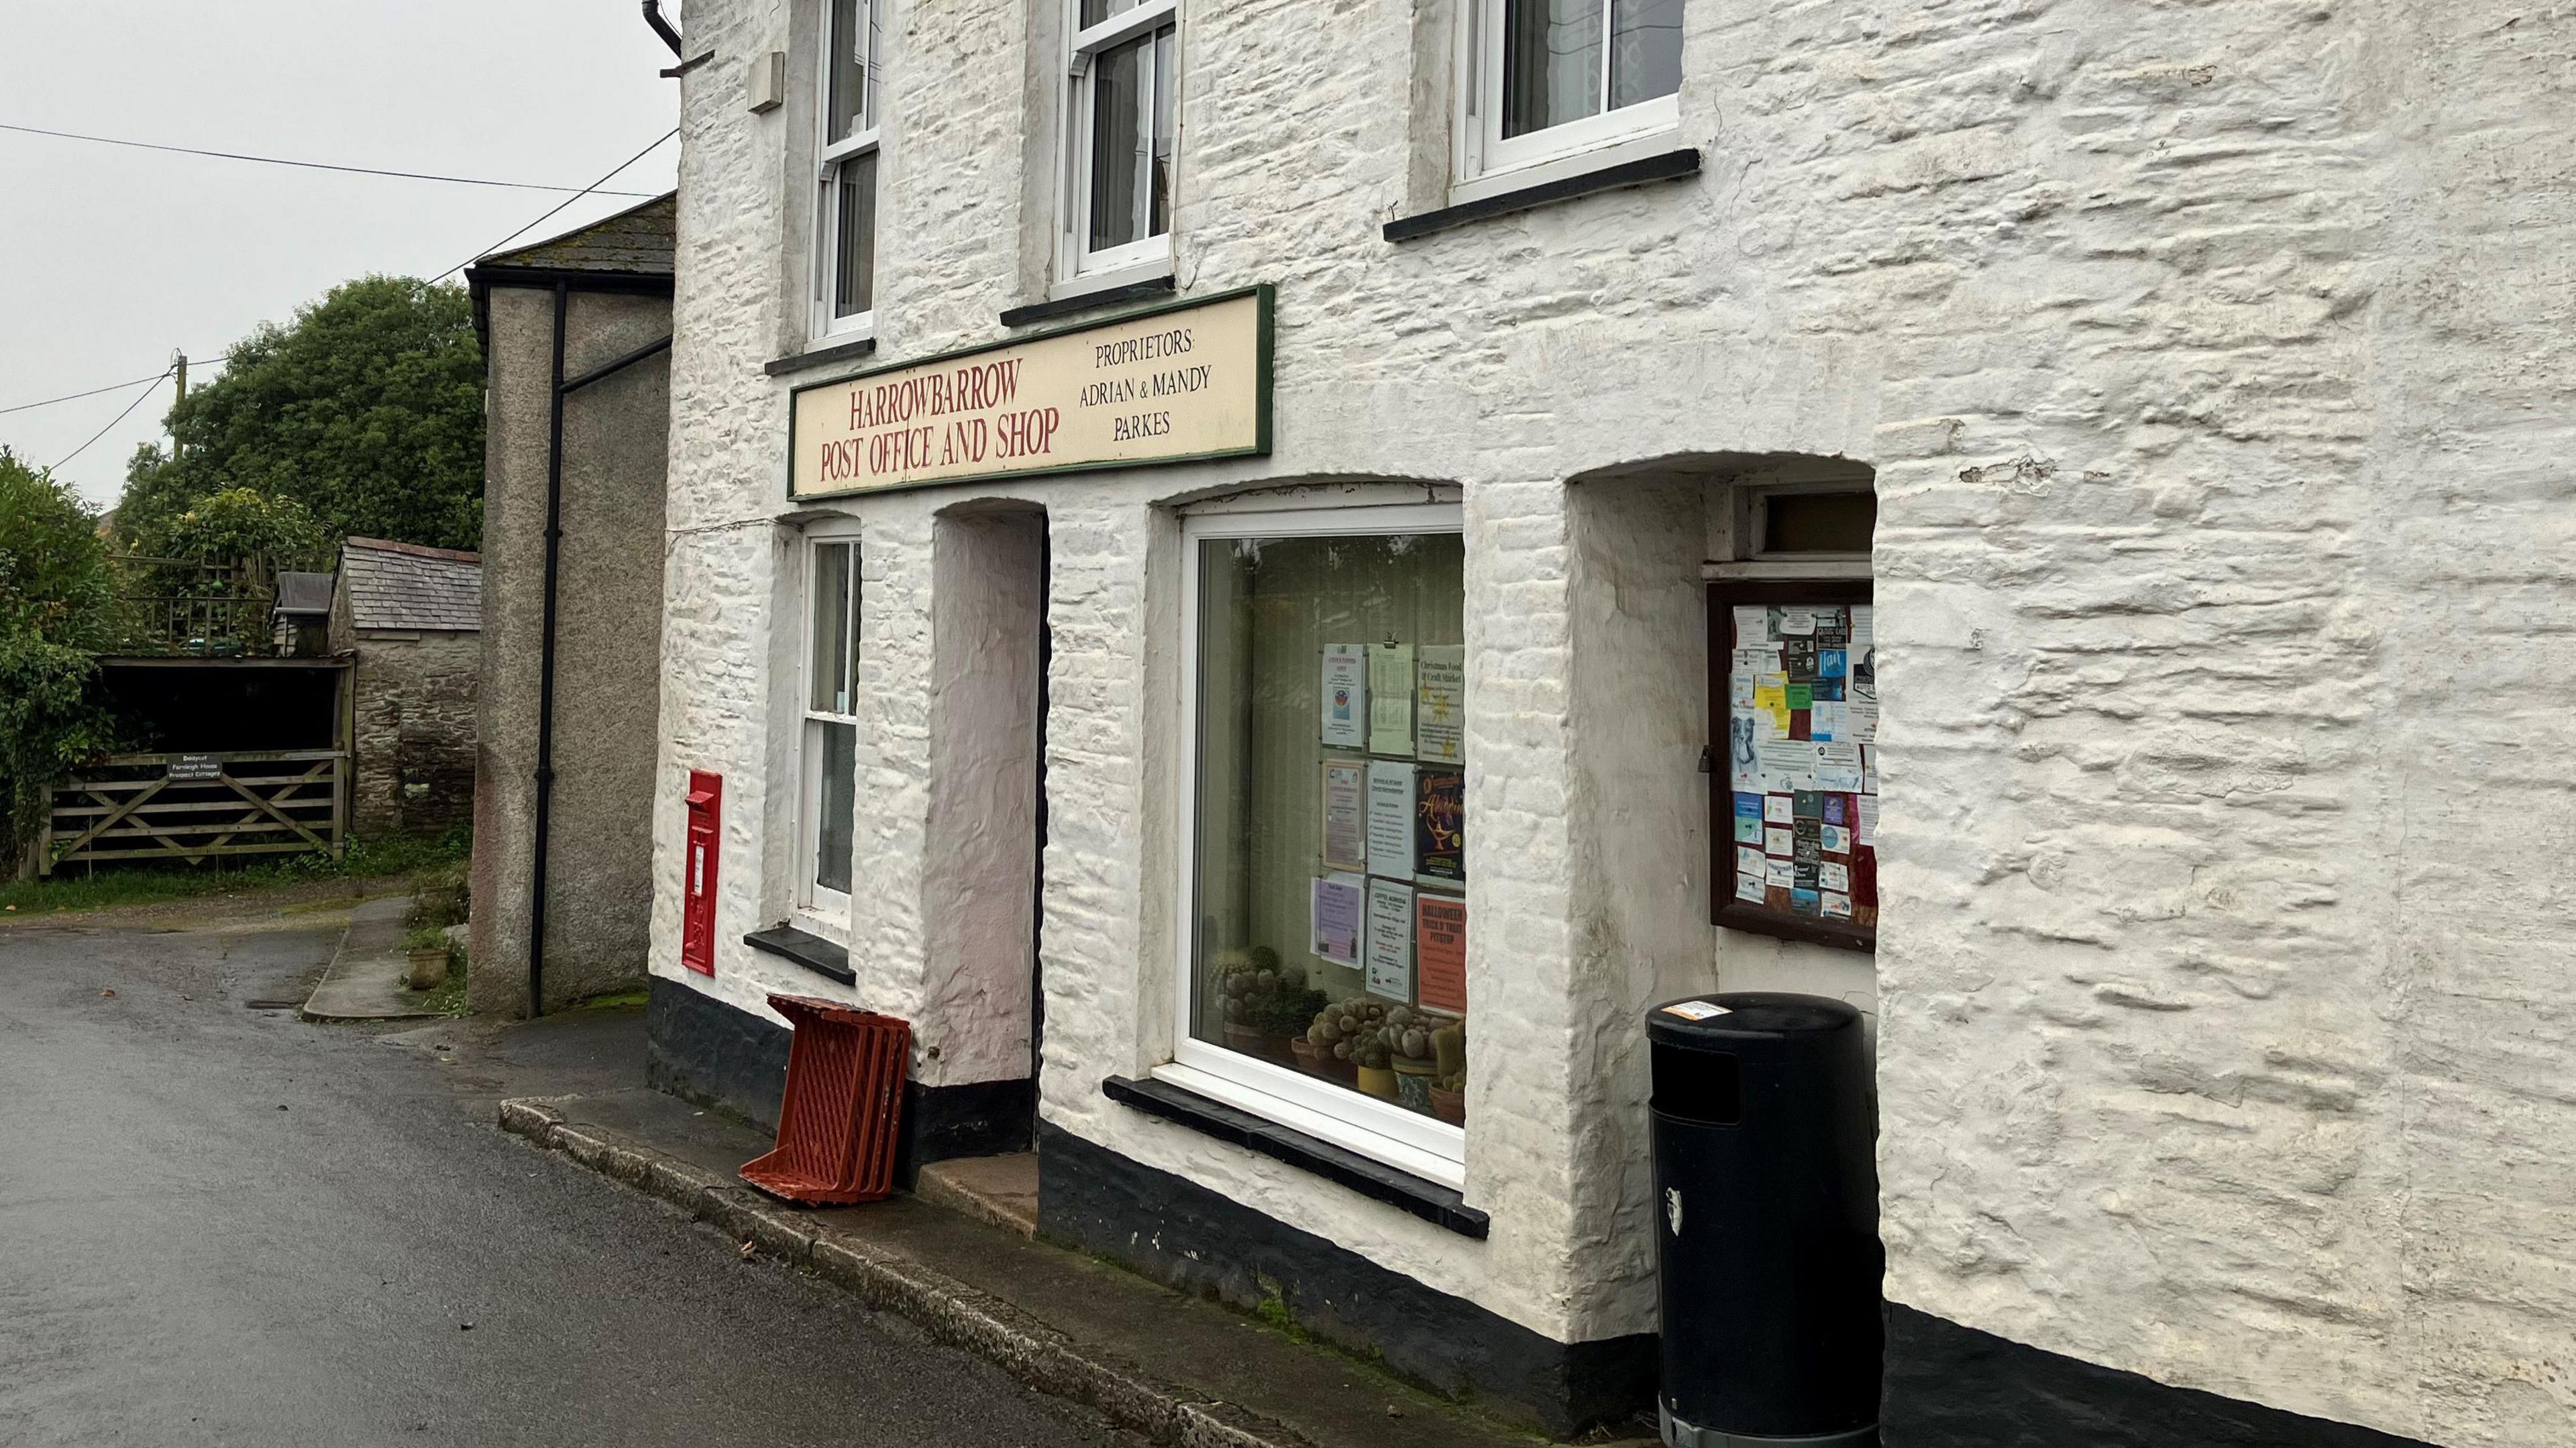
[1036,1121,1654,1437]
[1883,1304,2436,1448]
[648,974,792,1129]
[644,976,1036,1182]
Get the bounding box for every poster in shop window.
[1415,893,1467,1015]
[1723,598,1878,937]
[1320,645,1367,750]
[1413,767,1464,883]
[1367,643,1415,756]
[1311,872,1364,968]
[1365,760,1416,879]
[1364,878,1415,1002]
[1320,761,1367,873]
[1415,645,1464,764]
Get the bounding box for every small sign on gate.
[166,754,221,781]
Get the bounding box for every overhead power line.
[430,127,681,284]
[0,353,233,418]
[52,368,172,471]
[0,121,662,197]
[5,129,676,431]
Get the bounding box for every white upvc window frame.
[1167,500,1470,1191]
[810,0,883,344]
[1454,0,1682,201]
[1058,0,1178,284]
[796,528,862,932]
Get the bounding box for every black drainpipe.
[526,278,674,1017]
[642,1,684,56]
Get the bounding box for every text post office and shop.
[649,0,2571,1444]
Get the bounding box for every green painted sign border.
[784,282,1276,502]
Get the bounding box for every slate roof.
[474,192,676,276]
[338,538,482,632]
[272,571,335,616]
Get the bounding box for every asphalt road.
[0,899,1118,1447]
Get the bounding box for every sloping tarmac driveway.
[0,891,1116,1447]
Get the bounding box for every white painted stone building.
[644,0,2574,1442]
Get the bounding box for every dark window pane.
[827,0,876,142]
[1081,0,1138,28]
[834,152,876,318]
[1150,25,1175,238]
[1762,492,1877,554]
[1503,0,1605,139]
[814,720,856,895]
[1608,0,1682,110]
[1088,32,1148,252]
[808,543,853,713]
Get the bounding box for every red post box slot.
[682,770,722,975]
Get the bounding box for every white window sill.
[1452,125,1686,209]
[1152,1058,1466,1191]
[790,907,850,948]
[1048,253,1175,303]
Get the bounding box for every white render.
[652,0,2576,1443]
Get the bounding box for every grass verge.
[0,828,470,919]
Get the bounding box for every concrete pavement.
[0,895,1123,1447]
[301,893,440,1021]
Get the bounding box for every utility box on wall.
[683,771,721,974]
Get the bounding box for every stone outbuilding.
[329,536,480,839]
[463,194,675,1017]
[637,3,2573,1445]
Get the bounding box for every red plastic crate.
[739,994,910,1206]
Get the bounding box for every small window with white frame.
[812,0,881,340]
[1459,0,1683,190]
[799,532,861,924]
[1060,0,1177,286]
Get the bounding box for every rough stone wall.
[653,0,2575,1438]
[335,619,479,840]
[470,284,673,1015]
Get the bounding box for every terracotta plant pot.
[1221,1021,1267,1057]
[1428,1084,1466,1126]
[1289,1038,1326,1076]
[1356,1064,1399,1101]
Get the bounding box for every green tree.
[113,487,330,655]
[117,276,484,553]
[153,487,327,574]
[0,449,115,861]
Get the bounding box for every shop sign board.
[789,285,1273,500]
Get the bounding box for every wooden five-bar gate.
[40,749,349,875]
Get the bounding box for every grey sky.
[0,1,684,508]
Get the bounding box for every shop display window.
[1708,579,1876,952]
[1173,504,1468,1181]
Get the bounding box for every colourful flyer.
[1415,893,1467,1014]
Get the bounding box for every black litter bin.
[1649,992,1881,1447]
